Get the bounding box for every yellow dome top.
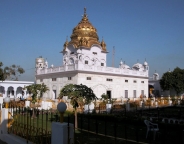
[64,8,107,52]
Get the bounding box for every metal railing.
[7,103,59,144]
[6,102,184,144]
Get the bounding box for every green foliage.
[59,84,97,109]
[160,67,184,95]
[100,93,109,104]
[0,62,6,81]
[100,93,117,104]
[24,83,49,104]
[0,62,25,81]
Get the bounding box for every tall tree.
[59,84,97,128]
[0,62,6,81]
[160,67,184,95]
[0,62,25,81]
[172,67,184,95]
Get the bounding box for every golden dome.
[65,8,107,52]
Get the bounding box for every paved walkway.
[0,139,7,144]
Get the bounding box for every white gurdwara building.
[35,9,149,100]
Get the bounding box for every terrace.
[36,65,148,77]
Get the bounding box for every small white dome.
[153,73,159,76]
[120,60,123,65]
[153,73,159,80]
[132,63,142,69]
[124,65,130,69]
[143,61,148,66]
[38,59,42,63]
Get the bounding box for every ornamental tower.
[61,8,107,67]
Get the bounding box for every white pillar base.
[0,97,3,110]
[51,122,74,144]
[1,108,9,134]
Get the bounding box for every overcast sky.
[0,0,184,81]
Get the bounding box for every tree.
[59,84,97,128]
[0,62,25,81]
[160,67,184,95]
[0,62,6,81]
[24,83,49,117]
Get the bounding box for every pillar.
[0,97,3,110]
[23,90,27,99]
[1,108,9,134]
[51,122,74,144]
[4,90,7,98]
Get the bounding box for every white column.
[51,122,74,144]
[0,108,9,134]
[13,87,17,98]
[23,90,27,99]
[0,97,3,110]
[4,90,7,98]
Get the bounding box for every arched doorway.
[149,85,154,98]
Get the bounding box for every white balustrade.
[36,64,148,77]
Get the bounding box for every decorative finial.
[137,59,139,63]
[84,7,86,14]
[66,36,68,41]
[82,7,88,18]
[145,58,146,61]
[120,58,123,65]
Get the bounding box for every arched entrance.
[149,85,154,98]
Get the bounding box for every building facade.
[0,81,34,99]
[149,72,184,97]
[35,9,149,100]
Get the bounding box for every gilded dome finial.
[82,7,88,19]
[84,7,86,14]
[63,36,69,51]
[101,37,107,51]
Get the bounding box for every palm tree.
[59,84,97,128]
[39,83,49,100]
[24,83,49,118]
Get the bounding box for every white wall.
[0,81,34,98]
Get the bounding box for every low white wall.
[0,134,33,144]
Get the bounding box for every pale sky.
[0,0,184,81]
